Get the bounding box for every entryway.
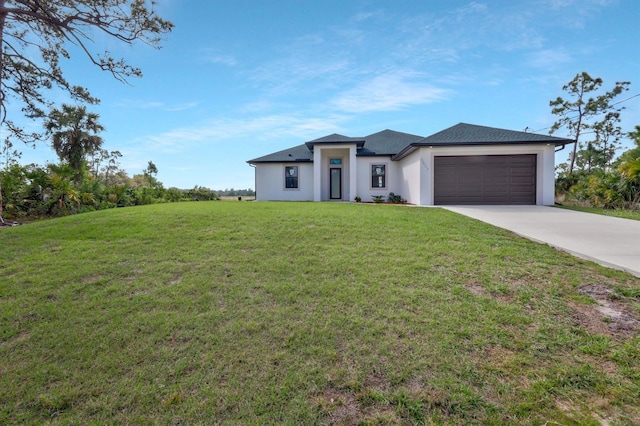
[330,168,342,199]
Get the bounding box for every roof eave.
[419,139,571,147]
[304,140,366,150]
[247,159,313,164]
[356,152,395,157]
[391,145,417,161]
[391,139,572,161]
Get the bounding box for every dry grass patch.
[572,283,640,336]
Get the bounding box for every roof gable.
[307,133,363,143]
[357,129,424,156]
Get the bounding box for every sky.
[9,0,640,190]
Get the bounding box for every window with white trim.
[285,166,299,189]
[371,164,386,188]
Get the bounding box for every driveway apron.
[442,206,640,278]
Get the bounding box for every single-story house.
[247,123,573,205]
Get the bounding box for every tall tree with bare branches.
[549,72,630,175]
[0,0,173,222]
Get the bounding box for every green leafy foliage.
[550,72,630,174]
[0,161,219,220]
[558,126,640,209]
[45,104,105,183]
[387,192,406,204]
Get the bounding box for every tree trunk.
[0,0,7,224]
[569,140,577,174]
[568,107,584,175]
[0,181,4,224]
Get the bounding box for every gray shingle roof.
[415,123,572,145]
[307,133,363,143]
[247,143,313,163]
[357,129,424,156]
[247,123,574,164]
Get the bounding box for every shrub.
[387,192,406,204]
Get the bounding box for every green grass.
[557,204,640,221]
[1,202,639,424]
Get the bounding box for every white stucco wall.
[355,156,401,202]
[404,144,557,205]
[396,150,422,205]
[254,163,314,201]
[253,143,557,205]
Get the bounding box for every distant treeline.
[216,188,255,197]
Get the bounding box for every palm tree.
[45,104,104,184]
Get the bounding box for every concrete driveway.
[442,205,640,278]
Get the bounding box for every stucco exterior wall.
[254,163,314,201]
[396,150,422,205]
[410,144,556,205]
[253,144,556,205]
[355,156,401,202]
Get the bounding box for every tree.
[590,111,624,170]
[549,72,630,174]
[45,104,104,183]
[0,0,173,134]
[88,148,122,184]
[0,0,173,222]
[618,126,640,190]
[575,141,606,173]
[144,160,158,177]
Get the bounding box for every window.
[329,158,342,165]
[371,164,386,188]
[285,166,298,189]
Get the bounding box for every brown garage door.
[434,155,536,205]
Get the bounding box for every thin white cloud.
[351,10,384,23]
[454,2,488,17]
[527,49,573,68]
[331,72,451,113]
[137,114,350,154]
[536,0,614,29]
[197,47,239,67]
[207,54,238,67]
[115,99,198,111]
[165,102,199,112]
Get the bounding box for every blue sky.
[12,0,640,190]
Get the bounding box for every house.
[247,123,573,205]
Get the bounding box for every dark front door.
[330,168,342,199]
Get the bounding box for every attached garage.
[434,154,537,205]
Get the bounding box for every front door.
[330,168,342,199]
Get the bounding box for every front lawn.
[1,202,639,424]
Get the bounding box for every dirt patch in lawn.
[571,283,640,336]
[465,281,489,297]
[312,389,360,425]
[312,387,402,425]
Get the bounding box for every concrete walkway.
[442,206,640,278]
